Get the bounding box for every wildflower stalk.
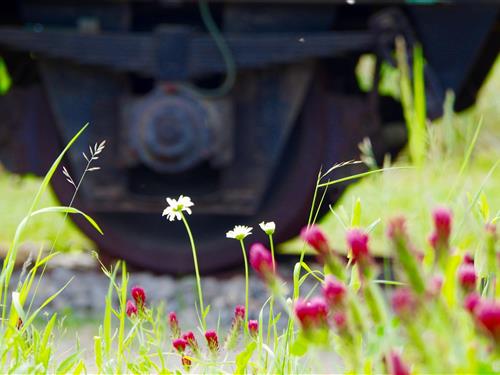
[27,142,105,317]
[363,282,388,326]
[266,233,276,367]
[485,224,497,298]
[389,219,426,294]
[239,239,250,332]
[406,319,439,371]
[180,213,205,330]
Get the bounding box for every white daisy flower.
[226,225,253,240]
[259,221,276,235]
[162,195,194,221]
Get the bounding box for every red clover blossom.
[294,297,328,331]
[248,320,259,338]
[205,330,219,353]
[322,275,347,308]
[300,225,329,255]
[169,311,181,338]
[126,300,138,317]
[131,286,146,308]
[249,243,275,281]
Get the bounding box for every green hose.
[191,0,236,98]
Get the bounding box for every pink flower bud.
[433,206,452,237]
[429,207,452,250]
[169,311,181,338]
[464,292,481,314]
[386,350,410,375]
[485,222,497,236]
[248,320,259,337]
[182,331,199,351]
[428,232,438,249]
[249,243,274,280]
[346,228,370,263]
[294,297,328,331]
[458,263,477,290]
[475,300,500,341]
[131,286,146,308]
[332,312,347,331]
[172,338,187,353]
[234,305,245,321]
[126,300,137,317]
[463,252,474,265]
[300,225,329,255]
[322,275,346,308]
[387,216,407,240]
[391,288,416,317]
[427,275,443,298]
[205,330,219,353]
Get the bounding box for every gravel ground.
[11,251,316,330]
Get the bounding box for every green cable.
[191,0,236,98]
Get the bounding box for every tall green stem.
[181,214,205,329]
[239,239,249,331]
[266,234,275,369]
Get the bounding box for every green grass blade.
[317,167,412,188]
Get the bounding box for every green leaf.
[40,313,57,353]
[56,352,80,374]
[11,291,26,323]
[235,341,257,374]
[351,198,362,227]
[290,333,309,357]
[0,57,12,95]
[349,265,361,293]
[94,336,103,372]
[72,360,86,375]
[22,277,73,330]
[443,253,463,307]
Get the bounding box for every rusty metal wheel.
[40,90,328,275]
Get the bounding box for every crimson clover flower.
[169,311,181,338]
[332,312,347,331]
[225,305,246,350]
[248,320,259,338]
[131,286,146,308]
[463,252,474,265]
[294,297,328,331]
[182,331,199,353]
[346,228,371,265]
[464,292,481,314]
[172,338,187,353]
[386,350,410,375]
[300,225,329,256]
[322,275,346,308]
[126,300,138,318]
[391,288,417,317]
[234,305,245,322]
[205,330,219,353]
[474,299,500,341]
[249,243,275,281]
[428,206,452,251]
[458,263,477,291]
